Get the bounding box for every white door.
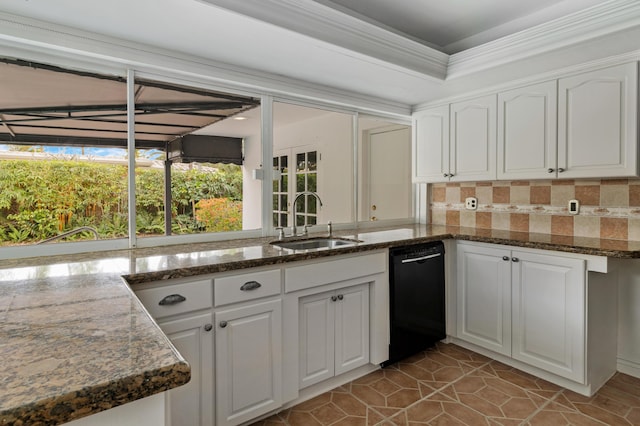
[334,284,370,375]
[368,127,411,221]
[558,62,638,178]
[215,300,282,426]
[299,290,335,389]
[456,243,512,355]
[498,81,558,179]
[511,251,586,382]
[160,313,214,426]
[450,94,497,182]
[413,105,450,182]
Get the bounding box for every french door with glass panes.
[273,148,318,229]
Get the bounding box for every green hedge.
[0,159,242,245]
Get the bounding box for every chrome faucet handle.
[303,225,310,235]
[327,221,332,237]
[275,227,285,241]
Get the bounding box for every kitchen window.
[0,57,412,259]
[273,101,354,232]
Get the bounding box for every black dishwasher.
[384,241,446,366]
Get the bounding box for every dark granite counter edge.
[1,362,191,426]
[125,232,640,285]
[451,234,640,259]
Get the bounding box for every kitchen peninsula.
[1,224,639,425]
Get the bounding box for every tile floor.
[250,343,640,425]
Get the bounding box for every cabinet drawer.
[214,269,281,307]
[285,252,386,293]
[137,279,213,319]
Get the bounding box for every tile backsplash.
[430,179,640,241]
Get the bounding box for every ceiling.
[311,0,606,53]
[0,0,637,107]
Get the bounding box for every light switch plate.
[465,197,478,210]
[569,199,580,215]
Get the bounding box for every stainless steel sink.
[271,237,358,250]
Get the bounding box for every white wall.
[274,106,353,225]
[242,130,263,230]
[356,119,411,222]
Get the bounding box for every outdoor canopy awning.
[0,58,259,155]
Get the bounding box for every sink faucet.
[291,191,323,237]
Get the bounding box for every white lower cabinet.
[511,251,585,382]
[457,242,586,382]
[456,244,512,356]
[135,278,214,426]
[136,252,389,425]
[215,299,283,426]
[299,283,370,389]
[159,313,215,426]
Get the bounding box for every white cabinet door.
[498,81,558,180]
[450,94,497,182]
[160,313,214,426]
[299,290,335,389]
[298,283,370,389]
[413,105,450,182]
[215,299,282,426]
[334,284,370,376]
[511,251,586,383]
[457,243,512,356]
[558,62,638,178]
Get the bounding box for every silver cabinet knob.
[558,168,565,173]
[219,321,228,328]
[502,256,510,261]
[511,257,519,263]
[547,168,555,173]
[331,295,338,302]
[204,324,213,332]
[337,294,344,300]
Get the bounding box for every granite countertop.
[1,224,639,425]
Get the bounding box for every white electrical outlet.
[465,197,478,210]
[569,199,580,215]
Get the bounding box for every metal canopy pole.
[164,147,172,236]
[127,69,137,249]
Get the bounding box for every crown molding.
[196,0,449,81]
[413,49,640,112]
[0,12,411,117]
[200,0,640,84]
[447,0,640,79]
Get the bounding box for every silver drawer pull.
[240,281,262,291]
[159,294,186,306]
[401,253,441,263]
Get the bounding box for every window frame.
[0,54,413,260]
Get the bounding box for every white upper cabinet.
[498,81,558,180]
[558,62,638,178]
[449,94,497,182]
[413,105,449,182]
[413,61,639,183]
